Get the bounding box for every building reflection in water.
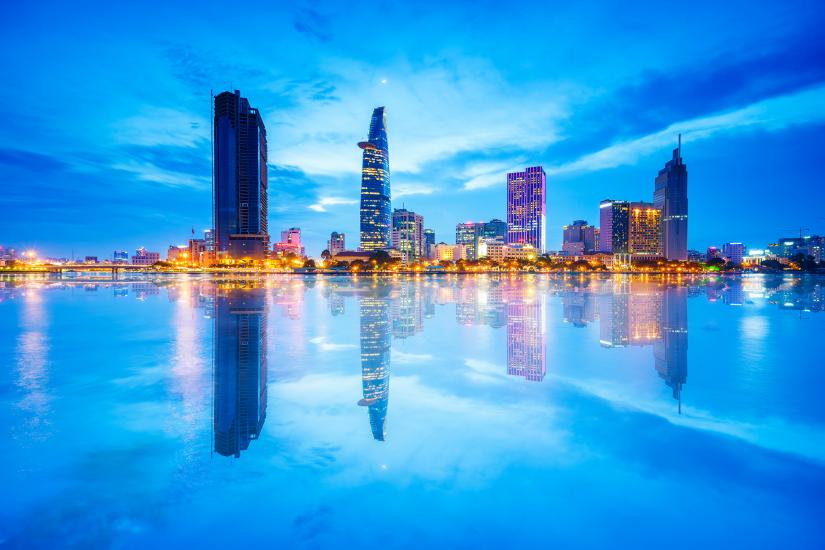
[654,286,688,412]
[594,279,688,410]
[212,284,268,458]
[505,284,547,382]
[358,291,391,441]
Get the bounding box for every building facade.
[328,232,346,256]
[213,90,269,260]
[507,166,546,252]
[359,107,391,251]
[132,247,160,266]
[599,199,630,253]
[562,219,597,255]
[654,138,688,261]
[391,208,424,263]
[628,202,663,256]
[722,242,745,265]
[423,229,436,260]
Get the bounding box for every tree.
[369,250,392,265]
[790,253,819,272]
[303,259,316,269]
[321,249,331,261]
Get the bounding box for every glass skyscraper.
[213,90,269,260]
[391,208,424,263]
[654,137,688,261]
[358,107,391,251]
[213,285,268,458]
[507,166,546,252]
[599,199,630,253]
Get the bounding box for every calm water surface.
[1,274,824,548]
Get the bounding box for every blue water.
[1,274,824,548]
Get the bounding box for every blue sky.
[1,0,824,258]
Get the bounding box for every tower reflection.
[654,286,688,412]
[212,284,268,458]
[596,280,689,410]
[358,290,391,441]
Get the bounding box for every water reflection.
[212,284,268,458]
[358,291,391,441]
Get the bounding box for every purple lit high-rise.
[507,166,546,252]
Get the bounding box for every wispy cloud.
[460,159,527,191]
[268,56,568,178]
[114,107,209,149]
[394,182,436,197]
[552,84,825,177]
[112,160,210,188]
[308,196,358,212]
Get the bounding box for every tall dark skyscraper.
[213,90,269,260]
[358,292,391,441]
[358,107,391,251]
[507,166,546,252]
[213,286,268,458]
[654,137,688,261]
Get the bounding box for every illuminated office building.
[213,286,268,458]
[654,137,688,261]
[213,90,269,260]
[358,107,391,251]
[628,202,663,256]
[507,166,546,252]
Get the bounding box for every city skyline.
[2,2,825,258]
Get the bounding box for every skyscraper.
[654,137,688,261]
[213,90,269,260]
[628,202,663,256]
[328,232,346,256]
[507,166,546,252]
[599,199,630,253]
[456,222,480,259]
[358,107,391,251]
[392,208,424,263]
[213,286,268,458]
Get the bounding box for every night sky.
[2,0,824,258]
